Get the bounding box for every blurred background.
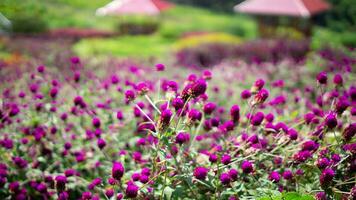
[0,0,355,69]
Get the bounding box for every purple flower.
[241,90,252,99]
[268,171,280,183]
[112,162,124,180]
[253,89,269,105]
[316,71,327,84]
[156,63,165,71]
[228,169,238,181]
[125,90,136,103]
[333,73,343,85]
[251,112,264,126]
[319,168,335,188]
[209,154,218,163]
[316,158,330,169]
[221,154,231,165]
[158,109,172,131]
[193,167,209,180]
[220,173,231,185]
[342,123,356,141]
[126,182,139,198]
[175,132,190,144]
[92,117,101,128]
[97,138,106,149]
[315,192,327,200]
[55,175,67,191]
[282,170,293,180]
[241,160,253,174]
[324,112,337,129]
[230,105,240,123]
[203,102,216,115]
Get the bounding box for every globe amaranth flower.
[157,109,172,132]
[220,173,231,185]
[175,132,190,144]
[155,63,165,71]
[251,79,265,93]
[202,70,212,80]
[288,128,298,140]
[55,175,67,191]
[316,71,327,85]
[252,89,269,105]
[230,105,240,123]
[282,170,293,180]
[251,112,264,126]
[241,89,252,99]
[221,154,231,165]
[209,154,218,163]
[193,167,209,180]
[268,171,280,183]
[126,182,139,198]
[105,188,114,198]
[315,192,327,200]
[97,138,106,149]
[316,158,330,169]
[125,90,136,103]
[342,123,356,142]
[324,112,337,129]
[172,97,184,111]
[334,97,350,115]
[181,78,207,102]
[92,117,101,128]
[319,168,335,188]
[112,162,124,180]
[136,82,149,95]
[203,102,216,115]
[241,160,253,174]
[333,73,343,86]
[228,169,238,181]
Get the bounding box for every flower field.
[0,45,355,200]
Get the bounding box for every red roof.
[152,0,174,11]
[234,0,330,17]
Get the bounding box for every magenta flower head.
[282,170,293,180]
[288,128,298,140]
[175,132,190,144]
[252,89,269,105]
[315,192,327,200]
[268,171,280,183]
[228,169,238,181]
[251,79,265,93]
[203,102,216,115]
[324,112,337,129]
[73,96,86,108]
[342,123,356,141]
[220,173,231,185]
[202,70,212,80]
[70,56,80,64]
[55,175,67,191]
[333,73,343,86]
[92,117,101,128]
[136,82,149,95]
[319,168,335,188]
[334,97,350,115]
[125,90,136,103]
[316,158,330,169]
[158,109,172,132]
[241,90,252,99]
[251,112,264,126]
[230,105,240,123]
[172,97,184,111]
[209,154,218,163]
[221,154,231,165]
[37,65,45,73]
[181,79,207,101]
[193,167,209,180]
[155,63,165,71]
[241,160,253,174]
[112,162,124,180]
[49,87,58,99]
[126,182,139,198]
[97,138,106,149]
[316,71,327,85]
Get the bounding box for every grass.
[73,34,174,58]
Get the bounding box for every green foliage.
[0,0,48,33]
[73,35,173,58]
[316,0,356,32]
[259,192,315,200]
